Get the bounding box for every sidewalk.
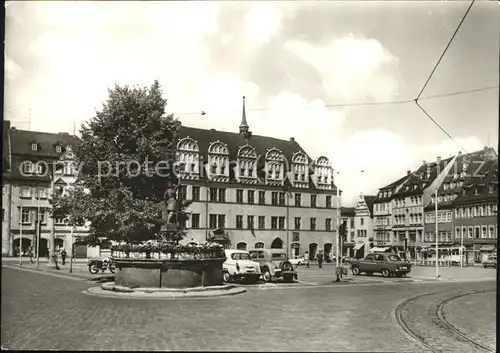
[2,256,90,263]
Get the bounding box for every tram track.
[394,289,496,353]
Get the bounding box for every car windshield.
[231,253,250,260]
[388,255,402,262]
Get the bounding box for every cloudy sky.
[5,1,499,206]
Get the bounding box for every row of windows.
[455,204,497,218]
[393,196,423,208]
[22,161,76,176]
[374,203,389,212]
[30,143,65,153]
[178,186,334,208]
[187,214,335,231]
[424,211,453,224]
[394,213,423,225]
[455,226,497,239]
[19,187,48,199]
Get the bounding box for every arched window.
[254,242,265,249]
[207,141,229,181]
[271,238,284,249]
[314,156,332,189]
[236,242,247,250]
[265,148,285,185]
[176,137,200,178]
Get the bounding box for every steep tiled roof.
[179,126,338,192]
[179,126,310,163]
[10,129,81,157]
[375,174,410,202]
[364,195,377,217]
[9,128,81,181]
[3,120,11,176]
[341,207,355,217]
[452,159,498,205]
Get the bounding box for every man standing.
[61,249,67,266]
[317,251,323,268]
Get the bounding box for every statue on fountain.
[161,177,182,237]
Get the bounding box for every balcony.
[374,224,390,230]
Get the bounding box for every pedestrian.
[304,251,310,268]
[61,249,67,265]
[29,246,34,263]
[317,251,323,268]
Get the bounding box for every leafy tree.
[50,81,191,247]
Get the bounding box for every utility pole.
[48,174,60,270]
[335,171,341,282]
[19,206,23,265]
[36,193,40,268]
[434,188,439,278]
[286,187,291,259]
[69,225,75,273]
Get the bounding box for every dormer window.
[489,185,494,193]
[453,173,458,180]
[474,188,479,195]
[443,183,448,190]
[413,185,417,190]
[450,182,455,189]
[31,143,38,151]
[56,145,62,153]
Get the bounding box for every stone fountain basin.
[112,257,225,289]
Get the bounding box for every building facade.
[352,195,375,258]
[177,98,340,259]
[341,207,355,257]
[390,154,457,259]
[452,153,498,263]
[2,126,92,257]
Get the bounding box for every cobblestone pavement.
[441,290,496,350]
[396,284,496,352]
[1,266,496,351]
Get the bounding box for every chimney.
[290,137,295,142]
[423,160,426,165]
[484,146,489,150]
[458,151,462,155]
[407,170,411,175]
[436,156,441,163]
[11,127,16,130]
[210,128,216,131]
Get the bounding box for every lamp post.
[48,177,60,270]
[335,171,341,282]
[35,190,41,268]
[69,225,75,273]
[19,205,23,265]
[434,188,439,278]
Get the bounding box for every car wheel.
[381,269,390,277]
[351,266,360,276]
[282,261,293,272]
[222,271,231,283]
[262,269,272,282]
[365,272,373,276]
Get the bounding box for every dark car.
[350,253,411,277]
[483,255,497,269]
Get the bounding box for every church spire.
[239,96,252,142]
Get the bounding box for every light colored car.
[248,248,298,282]
[222,249,261,283]
[289,257,305,266]
[483,255,497,269]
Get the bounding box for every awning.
[480,245,495,252]
[353,243,365,251]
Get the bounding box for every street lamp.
[434,188,440,278]
[335,171,342,282]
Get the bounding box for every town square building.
[176,97,341,259]
[1,125,91,257]
[352,195,376,258]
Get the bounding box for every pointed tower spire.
[239,96,252,142]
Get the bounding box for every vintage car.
[350,253,411,277]
[222,249,261,283]
[289,256,305,267]
[248,248,298,282]
[483,255,497,269]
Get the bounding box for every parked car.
[222,249,261,283]
[483,255,497,269]
[248,248,298,282]
[289,256,305,267]
[350,253,411,277]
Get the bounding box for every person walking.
[317,251,323,268]
[304,251,310,268]
[28,246,34,264]
[61,249,67,265]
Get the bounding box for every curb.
[83,284,247,300]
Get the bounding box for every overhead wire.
[414,0,476,154]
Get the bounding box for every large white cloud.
[245,3,282,43]
[285,34,400,102]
